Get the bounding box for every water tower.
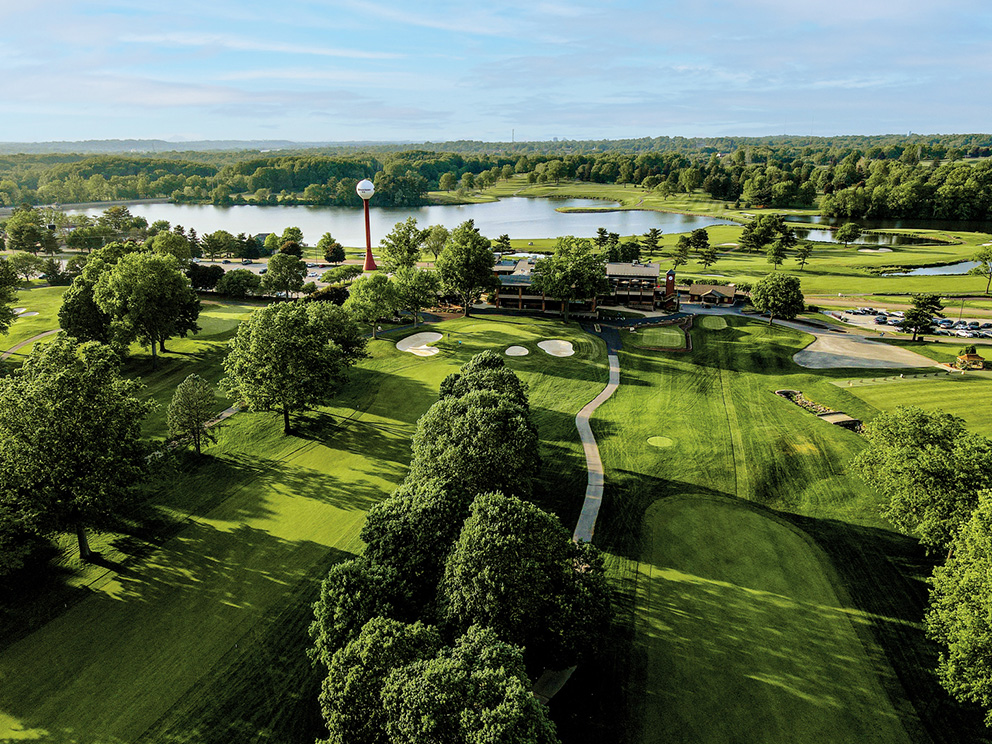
[356,179,377,271]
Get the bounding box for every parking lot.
[831,307,992,342]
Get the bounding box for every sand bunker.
[12,308,26,315]
[396,331,442,357]
[17,312,39,317]
[538,340,575,357]
[718,242,738,247]
[858,247,893,253]
[505,346,529,356]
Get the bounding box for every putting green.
[647,436,674,448]
[697,314,728,330]
[635,495,912,744]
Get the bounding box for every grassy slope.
[0,314,604,744]
[555,314,989,744]
[1,283,67,354]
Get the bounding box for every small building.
[688,283,737,305]
[490,259,598,316]
[956,353,986,370]
[605,262,672,310]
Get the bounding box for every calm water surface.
[73,198,735,246]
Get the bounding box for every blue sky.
[1,0,989,142]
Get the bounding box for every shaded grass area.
[0,313,606,744]
[560,315,992,744]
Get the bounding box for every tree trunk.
[160,338,167,353]
[193,429,201,455]
[463,295,471,317]
[150,338,158,370]
[283,404,291,435]
[413,310,419,328]
[986,273,991,295]
[768,314,774,326]
[76,522,93,561]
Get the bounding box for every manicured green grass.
[0,283,67,355]
[0,313,606,744]
[843,373,992,437]
[622,325,685,349]
[562,316,989,744]
[634,495,912,744]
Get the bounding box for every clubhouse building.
[491,259,678,316]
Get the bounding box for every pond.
[785,214,992,235]
[884,260,980,276]
[789,226,945,246]
[71,198,736,246]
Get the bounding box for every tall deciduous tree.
[0,336,152,559]
[926,491,992,725]
[317,232,345,264]
[393,267,440,328]
[750,272,804,323]
[795,242,813,270]
[167,374,217,455]
[379,217,428,272]
[147,230,192,267]
[261,252,306,298]
[851,406,992,552]
[903,293,944,341]
[346,273,396,338]
[405,389,539,504]
[7,252,45,281]
[94,252,201,368]
[423,224,449,262]
[222,301,366,434]
[215,268,261,298]
[531,236,608,322]
[435,220,495,317]
[970,245,992,294]
[381,625,560,744]
[440,492,611,668]
[0,260,19,336]
[835,222,863,248]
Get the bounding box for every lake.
[885,260,980,276]
[71,199,736,246]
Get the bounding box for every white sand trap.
[17,311,39,317]
[718,242,738,247]
[12,308,26,315]
[538,339,575,357]
[396,331,442,357]
[505,346,529,356]
[858,247,893,253]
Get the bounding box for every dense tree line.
[310,351,612,743]
[2,134,991,219]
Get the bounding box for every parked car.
[259,268,267,274]
[956,330,974,337]
[981,322,992,329]
[934,329,951,336]
[222,259,231,264]
[242,258,254,265]
[874,316,888,324]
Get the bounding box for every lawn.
[559,315,991,744]
[0,313,606,744]
[841,373,992,437]
[0,283,67,356]
[621,325,686,349]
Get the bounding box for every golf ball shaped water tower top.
[356,179,375,199]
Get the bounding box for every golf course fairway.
[635,495,912,744]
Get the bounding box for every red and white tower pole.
[357,179,377,271]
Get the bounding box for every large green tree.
[440,492,611,668]
[147,230,192,267]
[423,224,450,262]
[392,267,440,328]
[167,374,217,455]
[834,222,863,248]
[4,208,56,255]
[317,232,346,264]
[926,491,992,725]
[222,301,366,434]
[531,236,608,322]
[345,273,396,339]
[903,293,944,341]
[215,268,261,299]
[381,625,560,744]
[94,252,200,367]
[0,336,152,559]
[750,273,805,324]
[0,260,18,335]
[970,245,992,294]
[404,390,539,504]
[852,406,992,552]
[435,220,495,317]
[261,252,306,298]
[379,217,427,272]
[7,252,45,281]
[318,616,442,744]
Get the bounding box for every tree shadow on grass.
[779,512,992,744]
[0,522,355,744]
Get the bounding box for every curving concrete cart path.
[0,329,60,361]
[572,352,621,542]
